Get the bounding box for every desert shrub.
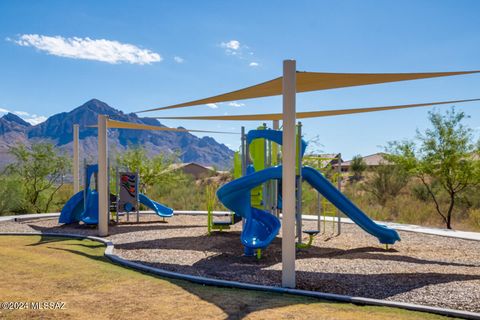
[0,175,29,215]
[411,183,430,202]
[350,155,366,181]
[468,209,480,229]
[362,165,409,206]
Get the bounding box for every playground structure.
[59,163,173,225]
[87,61,480,288]
[217,126,400,258]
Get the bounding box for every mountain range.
[0,99,234,169]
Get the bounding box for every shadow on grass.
[14,235,478,319]
[25,237,321,320]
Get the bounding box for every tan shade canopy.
[137,70,480,113]
[88,119,238,134]
[153,98,480,121]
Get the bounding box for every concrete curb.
[1,231,479,320]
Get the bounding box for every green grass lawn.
[0,235,456,320]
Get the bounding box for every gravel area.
[1,214,480,312]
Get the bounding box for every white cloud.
[174,56,184,63]
[206,103,218,109]
[10,34,162,65]
[24,115,47,125]
[221,40,240,50]
[220,40,244,56]
[0,107,47,125]
[220,40,259,67]
[228,101,245,107]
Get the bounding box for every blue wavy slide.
[138,193,174,217]
[217,165,400,255]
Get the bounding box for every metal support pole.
[296,122,303,244]
[241,127,246,176]
[115,167,119,223]
[73,124,80,194]
[317,193,321,233]
[337,153,342,235]
[272,120,279,217]
[262,123,268,211]
[281,59,296,288]
[136,169,140,223]
[97,114,109,237]
[241,126,246,229]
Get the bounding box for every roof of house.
[341,152,390,166]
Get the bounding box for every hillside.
[0,99,234,169]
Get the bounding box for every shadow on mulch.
[136,258,480,300]
[114,232,478,268]
[26,221,205,236]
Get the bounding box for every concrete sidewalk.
[302,214,480,242]
[1,211,479,242]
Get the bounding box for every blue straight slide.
[139,193,174,217]
[301,166,400,245]
[217,165,400,255]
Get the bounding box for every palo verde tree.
[113,147,187,194]
[6,143,70,213]
[387,108,480,229]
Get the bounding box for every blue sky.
[1,0,480,159]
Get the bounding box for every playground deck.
[1,214,479,313]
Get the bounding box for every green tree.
[350,155,366,181]
[114,147,187,193]
[6,143,70,213]
[387,108,480,229]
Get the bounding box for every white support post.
[73,124,80,194]
[281,59,296,288]
[98,115,109,237]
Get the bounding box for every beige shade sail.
[88,119,239,134]
[137,70,480,113]
[152,98,480,121]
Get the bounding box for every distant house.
[339,153,391,172]
[167,162,224,179]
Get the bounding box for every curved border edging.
[1,232,479,320]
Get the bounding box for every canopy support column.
[282,59,296,288]
[73,124,80,194]
[98,114,109,237]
